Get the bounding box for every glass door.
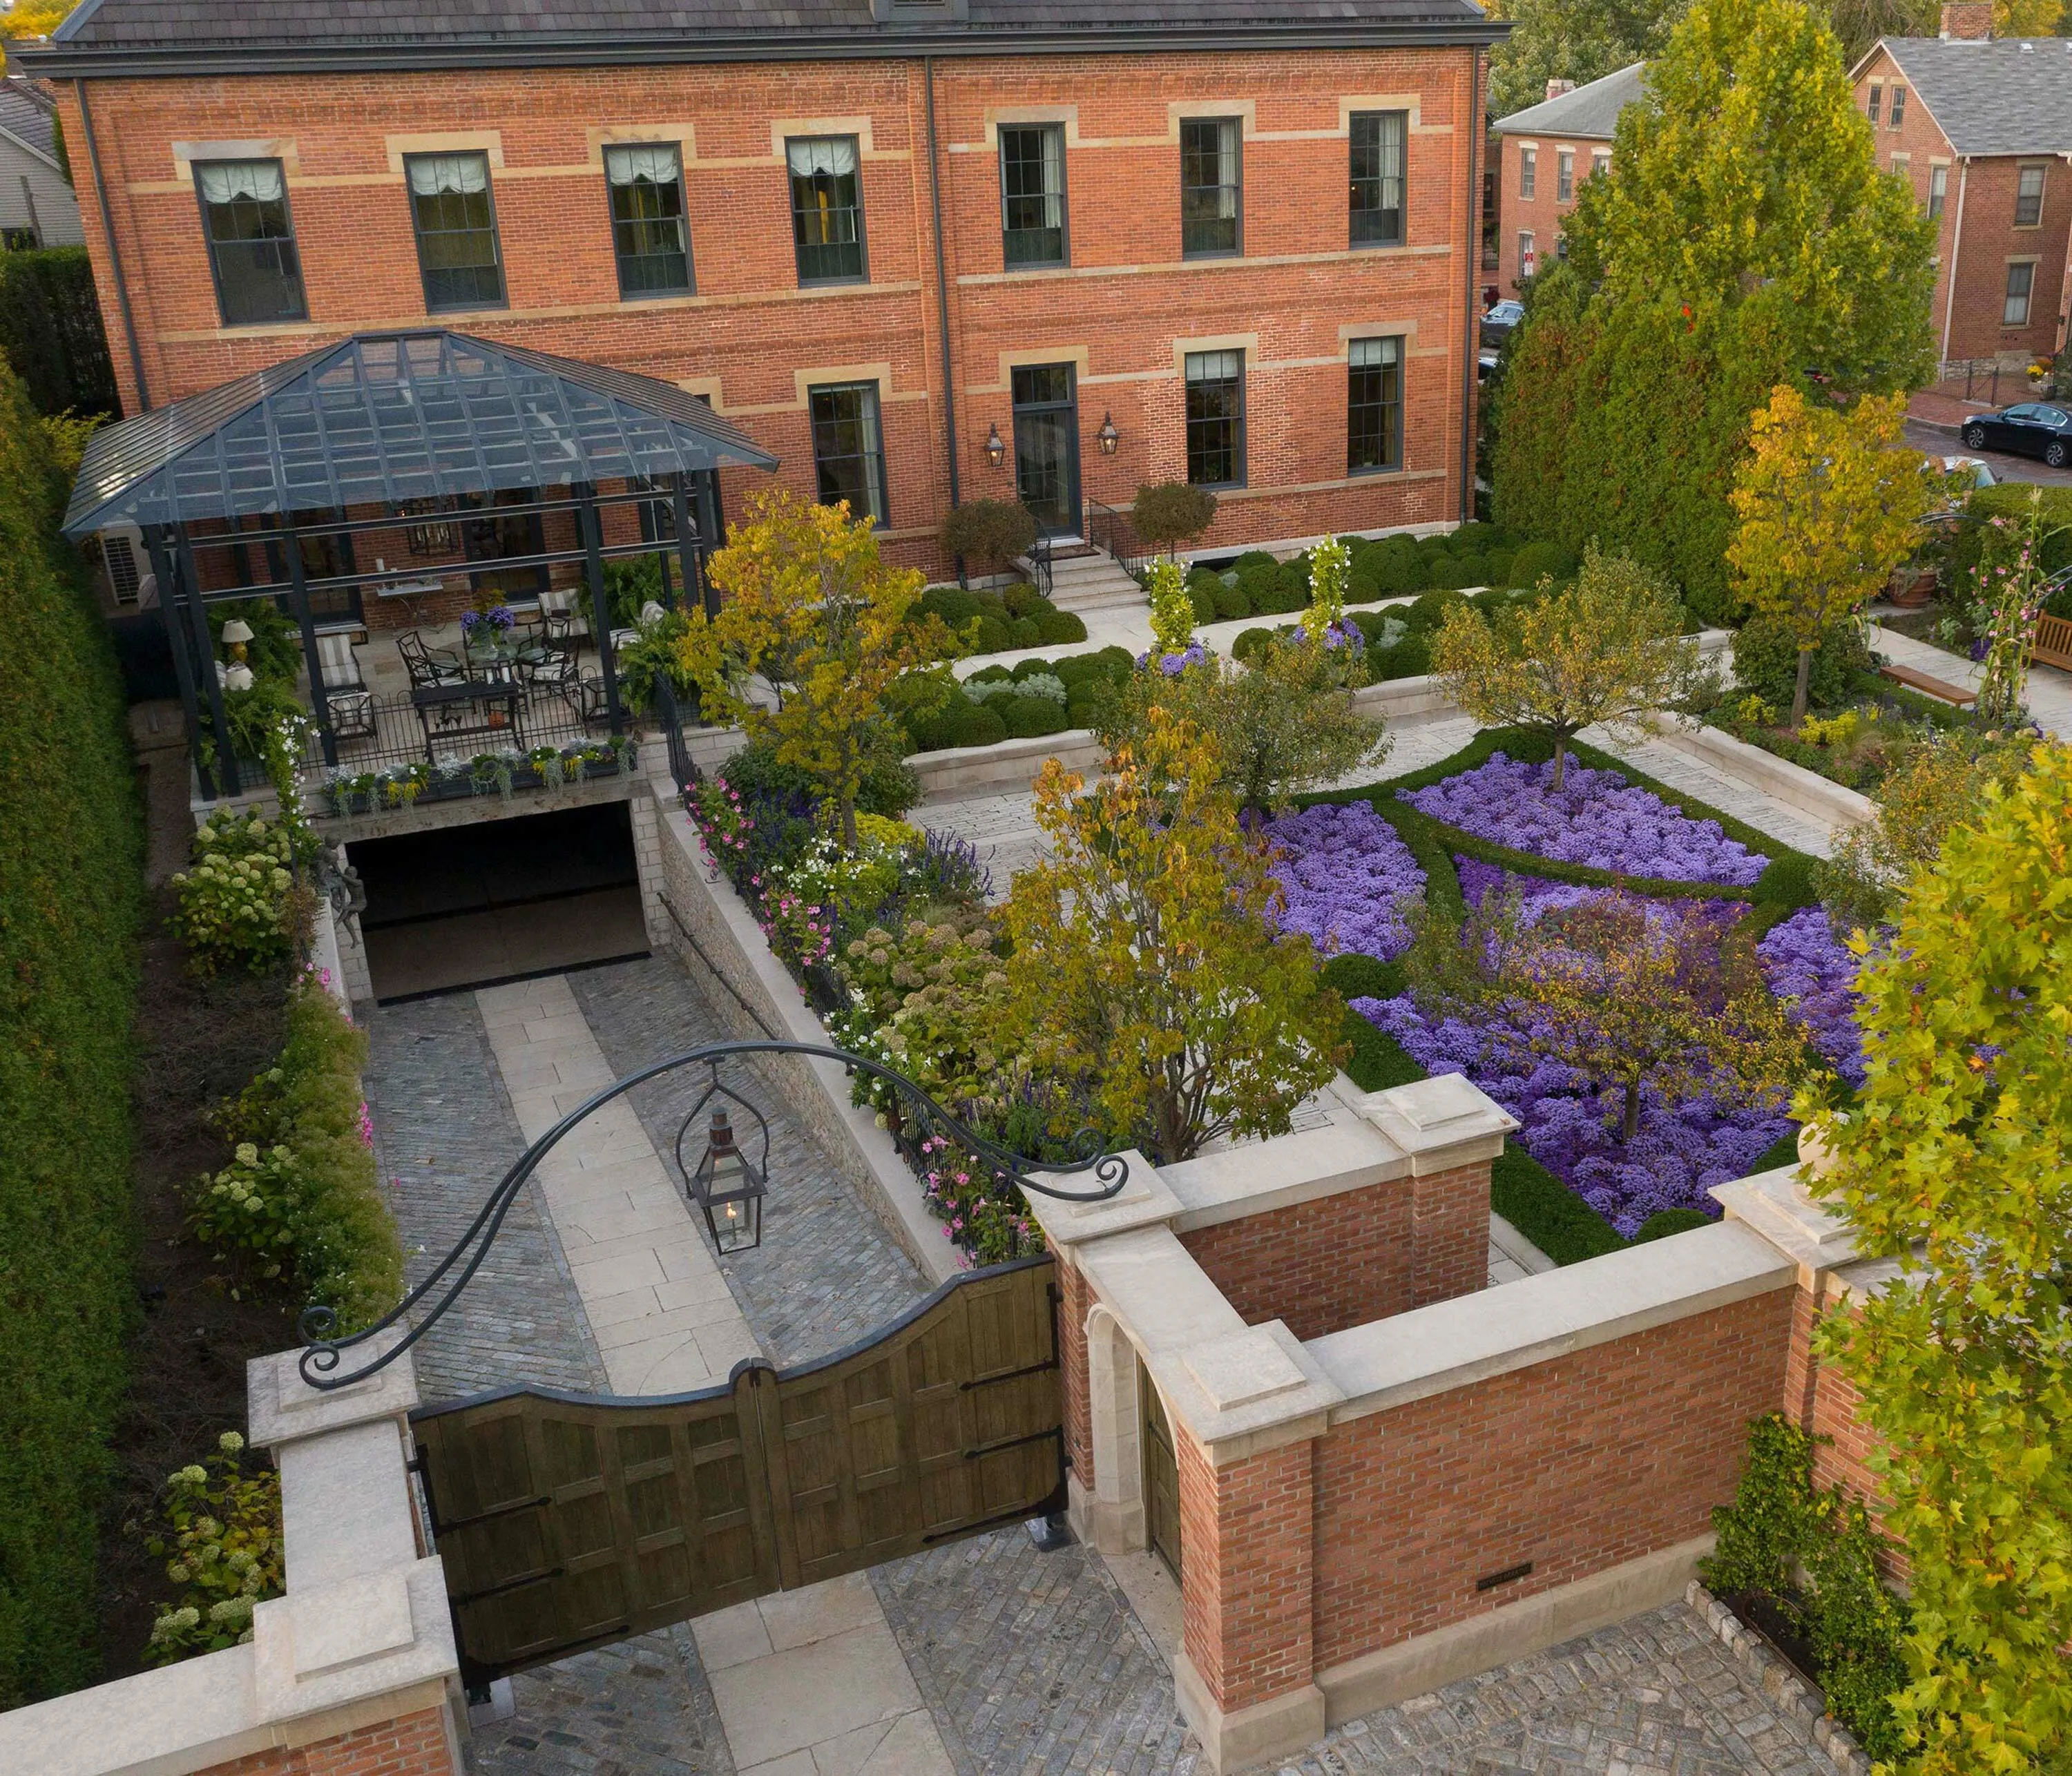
[1011,363,1082,538]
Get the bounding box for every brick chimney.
[1544,77,1576,101]
[1940,1,1993,38]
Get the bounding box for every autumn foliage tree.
[1807,744,2072,1775]
[676,490,955,848]
[1430,547,1714,788]
[1001,708,1344,1163]
[1727,386,1936,725]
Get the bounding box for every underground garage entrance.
[348,800,649,1003]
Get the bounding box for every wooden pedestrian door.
[410,1255,1063,1686]
[1140,1358,1182,1581]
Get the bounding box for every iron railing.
[1026,534,1053,599]
[1935,358,2031,407]
[1086,499,1153,579]
[652,676,701,795]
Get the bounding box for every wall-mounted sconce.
[984,423,1007,468]
[1095,412,1120,456]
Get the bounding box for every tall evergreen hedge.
[0,356,142,1702]
[0,247,119,419]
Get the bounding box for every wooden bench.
[1879,662,1977,708]
[2034,612,2072,673]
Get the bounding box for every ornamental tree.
[1809,744,2072,1775]
[1727,385,1935,725]
[1482,0,1678,118]
[675,490,955,849]
[1143,557,1196,659]
[1430,546,1714,789]
[1001,708,1345,1163]
[1131,481,1218,558]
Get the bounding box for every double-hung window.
[606,143,692,296]
[1184,349,1245,488]
[1180,117,1241,258]
[809,381,888,525]
[194,158,305,325]
[999,124,1067,268]
[788,136,867,284]
[1866,82,1882,126]
[2017,164,2047,228]
[1556,148,1574,202]
[2005,260,2035,327]
[1888,85,1906,129]
[1519,229,1536,275]
[1519,146,1536,200]
[1349,110,1407,247]
[405,152,505,311]
[1347,336,1403,475]
[1592,149,1611,180]
[1928,164,1948,221]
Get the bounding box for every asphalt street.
[1906,416,2072,488]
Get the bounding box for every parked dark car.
[1479,300,1524,351]
[1960,401,2072,467]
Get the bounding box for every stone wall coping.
[1310,1222,1796,1423]
[1660,717,1878,831]
[311,767,636,842]
[247,1324,418,1451]
[0,1643,269,1776]
[1076,1223,1251,1360]
[1830,1253,1908,1304]
[1157,1119,1408,1233]
[1711,1165,1860,1288]
[253,1557,457,1726]
[279,1417,421,1592]
[1355,1073,1517,1173]
[1026,1148,1187,1247]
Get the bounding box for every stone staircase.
[1026,542,1146,617]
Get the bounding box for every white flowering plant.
[135,1431,282,1665]
[169,810,318,974]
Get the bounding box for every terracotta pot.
[1888,566,1937,609]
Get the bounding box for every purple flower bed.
[1455,856,1599,925]
[1758,908,1868,1088]
[1401,753,1767,886]
[1351,991,1791,1236]
[1263,802,1425,960]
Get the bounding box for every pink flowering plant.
[1965,504,2060,726]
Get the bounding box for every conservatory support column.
[575,481,624,738]
[174,521,242,797]
[695,471,722,621]
[281,517,338,768]
[144,521,218,800]
[671,472,698,615]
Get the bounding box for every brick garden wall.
[202,1708,454,1776]
[1179,1432,1317,1715]
[61,44,1484,578]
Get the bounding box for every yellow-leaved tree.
[1001,708,1344,1163]
[1727,386,1935,726]
[1,0,77,73]
[675,490,955,848]
[1430,548,1714,789]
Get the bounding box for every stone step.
[1024,547,1144,617]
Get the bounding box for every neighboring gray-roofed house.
[1487,62,1646,298]
[1490,60,1647,142]
[0,76,84,247]
[1872,35,2072,159]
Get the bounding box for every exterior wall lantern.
[1095,412,1120,456]
[984,423,1007,468]
[689,1107,766,1253]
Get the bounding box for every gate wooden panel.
[411,1254,1062,1684]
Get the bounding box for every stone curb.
[1684,1580,1872,1775]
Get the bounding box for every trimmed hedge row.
[0,360,144,1702]
[0,247,120,419]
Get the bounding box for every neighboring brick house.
[20,0,1506,578]
[1488,61,1642,298]
[1852,1,2072,369]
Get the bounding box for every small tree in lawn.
[1131,482,1218,560]
[675,490,956,849]
[1001,708,1345,1164]
[1728,385,1934,726]
[1430,546,1714,789]
[939,499,1037,582]
[1807,743,2072,1776]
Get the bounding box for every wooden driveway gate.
[408,1255,1063,1685]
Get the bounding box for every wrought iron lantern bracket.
[295,1038,1128,1392]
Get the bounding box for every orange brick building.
[26,0,1506,580]
[1488,62,1642,299]
[1851,1,2072,369]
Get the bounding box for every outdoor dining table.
[410,677,528,762]
[461,635,549,682]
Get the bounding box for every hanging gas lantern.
[688,1108,765,1253]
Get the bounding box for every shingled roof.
[25,0,1504,76]
[1874,35,2072,158]
[0,77,59,166]
[1490,61,1647,139]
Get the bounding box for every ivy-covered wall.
[0,356,143,1702]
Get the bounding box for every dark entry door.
[1140,1358,1182,1581]
[1012,363,1082,537]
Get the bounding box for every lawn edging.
[1667,721,1876,832]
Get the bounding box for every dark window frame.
[2004,259,2037,327]
[999,122,1069,270]
[1519,144,1536,200]
[403,150,507,313]
[1928,162,1948,222]
[604,141,694,298]
[2016,162,2047,229]
[1347,335,1404,476]
[1349,110,1408,249]
[1556,148,1574,203]
[1179,116,1243,259]
[1888,84,1906,130]
[1866,82,1882,127]
[807,379,890,526]
[787,135,870,287]
[1183,348,1247,490]
[192,156,307,327]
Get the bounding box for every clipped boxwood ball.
[1001,694,1069,738]
[1034,604,1087,644]
[1212,581,1252,621]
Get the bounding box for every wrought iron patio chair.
[313,631,377,741]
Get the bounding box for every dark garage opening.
[351,801,648,1003]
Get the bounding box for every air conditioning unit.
[97,522,156,611]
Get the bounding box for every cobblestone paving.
[474,1626,736,1776]
[363,994,605,1403]
[568,956,932,1367]
[871,1528,1201,1776]
[1295,1603,1839,1775]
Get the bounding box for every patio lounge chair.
[538,587,592,646]
[314,631,378,740]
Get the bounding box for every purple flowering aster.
[1401,753,1767,887]
[1136,640,1211,677]
[1262,802,1425,958]
[1758,908,1868,1088]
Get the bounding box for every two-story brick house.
[1488,61,1642,299]
[1852,1,2072,369]
[23,0,1505,583]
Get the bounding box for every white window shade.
[408,153,490,197]
[787,137,857,180]
[197,160,284,206]
[607,144,681,187]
